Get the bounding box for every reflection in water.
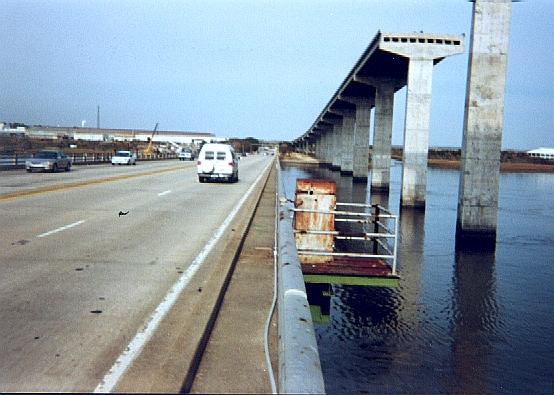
[449,250,499,394]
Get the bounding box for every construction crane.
[143,122,159,156]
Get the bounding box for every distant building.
[526,148,554,160]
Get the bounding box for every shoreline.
[280,154,554,173]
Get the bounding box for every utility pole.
[97,105,100,129]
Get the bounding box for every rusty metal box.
[294,179,336,264]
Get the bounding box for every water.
[280,162,554,394]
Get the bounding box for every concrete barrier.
[276,161,325,394]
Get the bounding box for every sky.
[1,0,553,149]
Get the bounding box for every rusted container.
[294,179,336,264]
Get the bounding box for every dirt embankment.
[279,152,320,164]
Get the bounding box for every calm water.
[281,162,554,394]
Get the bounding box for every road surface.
[0,155,273,392]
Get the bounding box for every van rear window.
[205,151,214,160]
[216,152,226,160]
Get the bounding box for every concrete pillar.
[322,126,333,166]
[456,0,512,250]
[323,132,331,165]
[340,109,356,175]
[329,121,342,171]
[401,58,433,209]
[315,135,321,158]
[353,102,371,182]
[371,83,395,191]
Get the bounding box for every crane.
[143,122,159,156]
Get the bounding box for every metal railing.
[292,202,399,275]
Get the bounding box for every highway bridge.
[0,155,323,392]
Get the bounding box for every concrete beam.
[456,0,512,250]
[353,75,405,90]
[322,116,343,171]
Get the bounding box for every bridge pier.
[339,94,373,182]
[401,58,433,209]
[323,115,343,171]
[456,0,512,250]
[380,35,464,209]
[371,83,395,192]
[353,101,371,182]
[329,108,355,176]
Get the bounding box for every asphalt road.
[0,155,273,392]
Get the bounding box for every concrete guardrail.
[276,160,325,394]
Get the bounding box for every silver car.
[26,150,71,173]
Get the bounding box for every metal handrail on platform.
[292,202,399,275]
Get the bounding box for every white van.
[197,143,239,183]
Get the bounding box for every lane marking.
[157,190,172,197]
[0,164,189,202]
[36,220,86,238]
[94,158,273,393]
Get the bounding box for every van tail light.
[228,162,233,166]
[197,160,201,165]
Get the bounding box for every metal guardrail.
[276,161,326,394]
[292,202,399,276]
[0,152,178,169]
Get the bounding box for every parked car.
[111,150,136,165]
[197,143,239,183]
[178,149,194,161]
[25,150,71,172]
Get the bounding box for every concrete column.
[456,0,512,250]
[323,132,330,165]
[400,58,433,209]
[371,83,395,191]
[340,109,356,175]
[315,134,322,159]
[353,102,371,182]
[330,122,342,171]
[322,126,333,166]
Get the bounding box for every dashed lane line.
[36,220,86,238]
[157,190,172,197]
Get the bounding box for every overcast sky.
[1,0,553,149]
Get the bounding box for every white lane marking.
[157,190,172,197]
[94,158,273,393]
[36,220,86,238]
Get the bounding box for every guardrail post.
[373,205,380,254]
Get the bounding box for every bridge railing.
[276,160,326,394]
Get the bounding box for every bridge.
[293,0,512,250]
